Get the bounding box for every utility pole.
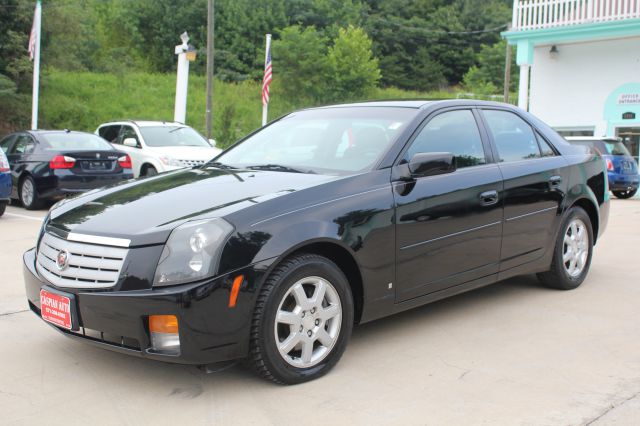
[205,0,214,140]
[503,23,512,104]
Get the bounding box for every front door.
[394,109,504,302]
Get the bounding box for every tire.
[19,176,43,210]
[0,201,6,217]
[143,165,158,177]
[537,206,593,290]
[612,188,637,199]
[250,253,354,385]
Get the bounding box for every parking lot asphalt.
[1,201,639,426]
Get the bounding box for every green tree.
[273,25,329,103]
[462,40,517,95]
[325,26,380,102]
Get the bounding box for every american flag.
[262,45,272,106]
[28,4,38,60]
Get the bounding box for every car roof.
[98,120,186,128]
[307,99,519,110]
[27,130,99,137]
[565,136,621,142]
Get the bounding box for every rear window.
[39,133,113,151]
[570,140,631,156]
[603,141,632,156]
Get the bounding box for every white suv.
[96,121,222,177]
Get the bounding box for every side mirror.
[123,138,138,148]
[396,152,456,180]
[208,139,217,147]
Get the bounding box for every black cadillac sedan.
[0,130,134,209]
[23,100,609,384]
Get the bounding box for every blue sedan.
[0,149,11,217]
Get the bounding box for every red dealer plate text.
[40,289,72,330]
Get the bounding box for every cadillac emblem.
[56,250,70,271]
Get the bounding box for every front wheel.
[537,207,593,290]
[142,165,158,177]
[612,188,637,199]
[0,201,6,217]
[250,254,354,385]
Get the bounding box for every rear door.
[479,108,568,270]
[394,108,504,301]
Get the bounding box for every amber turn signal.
[149,315,179,334]
[229,275,244,308]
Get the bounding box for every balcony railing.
[512,0,640,30]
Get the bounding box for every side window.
[0,135,17,153]
[120,126,140,146]
[11,135,36,155]
[536,132,556,157]
[405,109,486,168]
[99,125,121,144]
[483,110,541,162]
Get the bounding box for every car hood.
[48,167,339,246]
[146,146,221,160]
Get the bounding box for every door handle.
[479,190,499,206]
[549,175,562,188]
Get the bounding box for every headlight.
[153,218,234,287]
[159,156,181,167]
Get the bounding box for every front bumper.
[24,248,267,365]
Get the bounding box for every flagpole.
[31,0,42,130]
[261,34,271,127]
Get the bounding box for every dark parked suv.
[24,100,609,384]
[566,137,639,199]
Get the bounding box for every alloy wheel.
[21,179,34,207]
[274,276,342,368]
[563,218,589,278]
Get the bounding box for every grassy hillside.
[35,70,458,148]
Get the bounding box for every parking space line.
[4,212,45,222]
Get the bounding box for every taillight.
[49,155,76,169]
[0,152,9,172]
[606,158,614,171]
[118,155,132,169]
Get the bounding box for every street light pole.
[205,0,214,140]
[174,32,190,123]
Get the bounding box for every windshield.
[215,107,417,174]
[40,133,113,151]
[139,126,211,148]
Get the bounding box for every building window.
[555,128,595,137]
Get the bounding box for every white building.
[503,0,640,161]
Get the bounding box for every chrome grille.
[36,232,128,289]
[177,159,206,167]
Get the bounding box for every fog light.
[149,315,180,355]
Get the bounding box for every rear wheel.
[19,176,43,210]
[537,207,593,290]
[250,254,353,385]
[612,188,637,199]
[0,201,6,217]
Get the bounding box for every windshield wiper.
[206,161,238,170]
[246,164,315,174]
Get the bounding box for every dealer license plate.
[40,289,73,330]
